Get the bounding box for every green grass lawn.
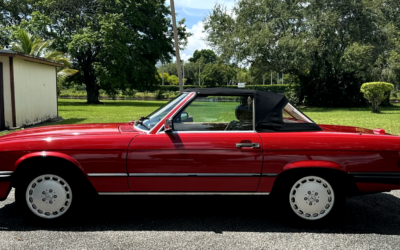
[302,105,400,135]
[1,99,400,135]
[55,99,167,125]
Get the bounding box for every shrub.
[360,82,394,113]
[390,90,399,99]
[214,84,289,93]
[155,89,165,99]
[285,86,300,104]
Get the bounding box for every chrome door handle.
[236,143,260,148]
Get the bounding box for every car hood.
[0,123,140,141]
[319,124,390,135]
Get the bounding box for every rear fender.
[271,161,359,196]
[283,160,345,172]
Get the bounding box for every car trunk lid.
[319,124,391,135]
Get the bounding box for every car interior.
[173,96,254,131]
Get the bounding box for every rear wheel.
[275,173,344,225]
[289,176,335,220]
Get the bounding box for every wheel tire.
[15,168,85,224]
[275,172,345,226]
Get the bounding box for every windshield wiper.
[135,116,151,130]
[139,116,150,121]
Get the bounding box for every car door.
[127,94,264,192]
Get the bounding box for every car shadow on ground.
[1,191,400,235]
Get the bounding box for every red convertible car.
[0,88,399,224]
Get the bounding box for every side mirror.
[164,118,173,132]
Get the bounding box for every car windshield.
[135,93,187,131]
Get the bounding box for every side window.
[173,95,254,131]
[282,103,313,123]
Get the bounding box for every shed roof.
[0,50,64,67]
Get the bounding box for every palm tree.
[11,29,78,83]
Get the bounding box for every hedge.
[159,84,289,93]
[59,84,290,100]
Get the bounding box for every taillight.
[373,128,385,135]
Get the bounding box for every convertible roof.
[185,88,322,132]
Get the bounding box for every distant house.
[0,50,63,130]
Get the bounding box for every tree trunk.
[83,66,101,104]
[298,75,307,105]
[86,85,100,104]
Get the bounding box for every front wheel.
[16,171,79,223]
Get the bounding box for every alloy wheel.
[25,174,73,219]
[289,176,335,220]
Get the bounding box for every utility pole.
[162,62,164,86]
[282,73,284,84]
[263,74,265,85]
[182,60,185,85]
[199,63,201,86]
[271,71,272,85]
[170,0,183,92]
[277,72,279,85]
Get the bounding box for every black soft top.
[185,88,322,132]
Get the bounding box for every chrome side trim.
[170,131,256,134]
[261,173,278,177]
[98,192,270,196]
[129,173,277,177]
[87,173,278,177]
[87,173,128,177]
[0,175,11,178]
[0,171,13,175]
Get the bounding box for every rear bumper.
[349,172,400,185]
[349,172,400,193]
[0,172,13,201]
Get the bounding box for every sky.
[173,0,235,61]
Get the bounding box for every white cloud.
[181,8,205,17]
[180,21,211,61]
[174,0,235,10]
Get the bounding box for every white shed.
[0,50,63,130]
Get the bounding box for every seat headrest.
[235,105,252,122]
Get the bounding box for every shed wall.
[0,56,13,128]
[13,58,57,127]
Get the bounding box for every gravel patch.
[1,189,400,249]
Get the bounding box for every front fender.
[14,151,83,172]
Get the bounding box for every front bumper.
[0,172,13,201]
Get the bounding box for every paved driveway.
[1,189,400,249]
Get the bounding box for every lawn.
[55,99,167,125]
[1,99,400,135]
[302,105,400,135]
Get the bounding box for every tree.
[10,28,78,83]
[204,0,400,107]
[2,0,191,103]
[0,0,33,47]
[201,63,236,86]
[235,68,253,84]
[361,82,394,113]
[188,49,218,64]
